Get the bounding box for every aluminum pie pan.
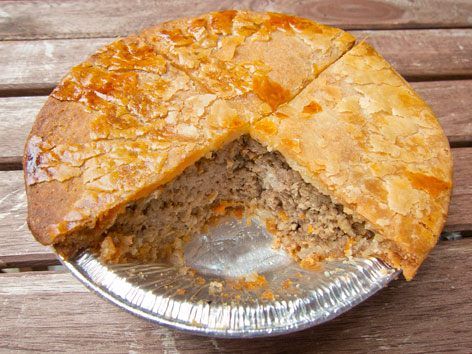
[59,217,399,338]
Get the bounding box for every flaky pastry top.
[23,11,452,279]
[250,43,453,279]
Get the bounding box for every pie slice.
[23,11,452,280]
[251,42,453,279]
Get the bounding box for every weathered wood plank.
[0,148,471,265]
[0,29,470,95]
[0,96,46,159]
[447,148,472,232]
[0,38,110,94]
[1,239,471,353]
[350,29,472,80]
[1,80,470,161]
[1,0,472,41]
[0,170,58,267]
[411,81,472,145]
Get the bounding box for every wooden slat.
[1,0,472,41]
[411,81,472,145]
[0,38,110,94]
[0,96,46,159]
[447,148,472,232]
[0,29,471,95]
[1,239,471,353]
[0,148,471,266]
[1,80,470,161]
[13,94,144,157]
[350,29,472,80]
[0,170,58,267]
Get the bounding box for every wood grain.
[0,147,471,266]
[0,171,58,267]
[0,38,110,94]
[411,81,472,145]
[1,239,471,353]
[1,0,472,41]
[1,29,471,95]
[351,29,472,80]
[0,96,46,158]
[447,148,472,231]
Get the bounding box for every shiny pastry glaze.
[27,11,342,187]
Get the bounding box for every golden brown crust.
[24,99,101,245]
[250,42,453,279]
[24,11,355,246]
[142,11,354,99]
[23,11,452,279]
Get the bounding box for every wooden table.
[1,1,471,353]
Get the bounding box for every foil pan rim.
[60,252,399,338]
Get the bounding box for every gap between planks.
[0,156,22,171]
[0,239,471,353]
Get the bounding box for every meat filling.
[96,135,379,266]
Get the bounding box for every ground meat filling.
[100,135,377,265]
